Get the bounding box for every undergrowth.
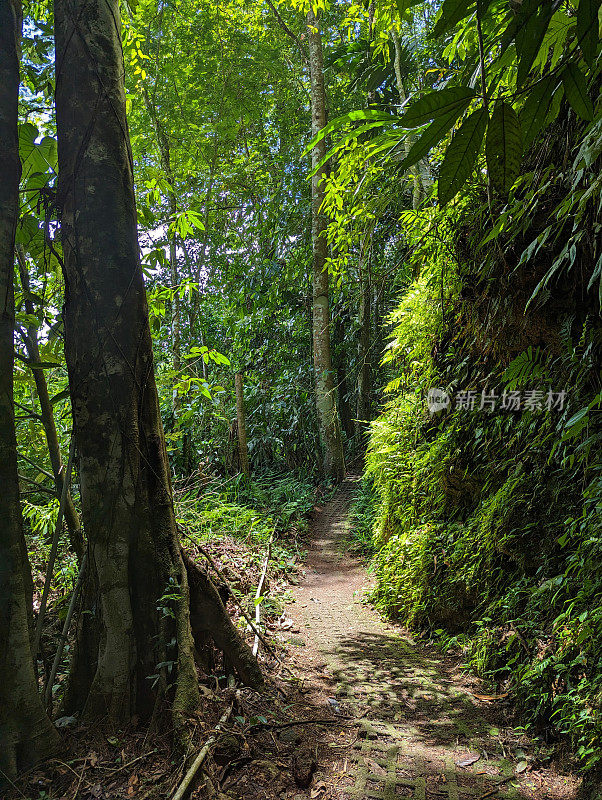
[364,203,602,772]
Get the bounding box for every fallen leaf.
[516,760,528,774]
[311,781,327,798]
[456,753,481,768]
[472,692,509,702]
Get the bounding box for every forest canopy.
[2,0,602,794]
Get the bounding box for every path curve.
[286,478,578,800]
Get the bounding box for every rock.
[54,715,78,729]
[213,734,241,766]
[279,726,302,745]
[292,747,317,788]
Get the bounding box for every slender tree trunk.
[391,28,429,208]
[53,0,200,724]
[356,266,371,439]
[0,0,60,779]
[234,372,250,477]
[333,311,353,439]
[16,246,83,559]
[307,8,344,481]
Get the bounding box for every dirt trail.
[285,478,579,800]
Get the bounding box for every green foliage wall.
[365,204,602,770]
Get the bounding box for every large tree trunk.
[53,0,200,724]
[16,245,83,559]
[0,0,60,779]
[306,8,344,482]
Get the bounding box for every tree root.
[183,552,264,690]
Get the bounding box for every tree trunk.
[0,0,60,779]
[16,245,83,560]
[53,0,200,724]
[356,236,372,440]
[306,8,344,482]
[356,279,372,439]
[141,90,192,472]
[234,372,250,477]
[333,311,354,439]
[391,27,430,208]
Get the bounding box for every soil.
[274,477,581,800]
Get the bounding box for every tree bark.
[15,245,83,559]
[0,0,60,779]
[53,0,200,724]
[306,8,345,482]
[234,372,250,477]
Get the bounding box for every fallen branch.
[172,693,238,800]
[249,716,355,731]
[478,775,517,800]
[252,534,273,657]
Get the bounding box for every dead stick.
[252,534,273,656]
[44,550,88,710]
[34,435,76,658]
[171,694,238,800]
[249,717,355,731]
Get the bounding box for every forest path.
[285,477,577,800]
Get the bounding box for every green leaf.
[399,108,464,172]
[50,388,70,405]
[515,0,554,86]
[519,75,563,149]
[399,87,475,128]
[438,106,488,206]
[432,0,475,39]
[486,101,522,195]
[393,0,424,21]
[302,110,395,156]
[562,63,594,121]
[577,0,601,66]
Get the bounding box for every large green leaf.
[577,0,601,66]
[399,86,475,128]
[438,106,488,206]
[394,0,425,21]
[486,101,522,195]
[515,0,554,86]
[432,0,475,39]
[19,124,57,181]
[562,63,594,121]
[520,75,563,149]
[399,108,465,172]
